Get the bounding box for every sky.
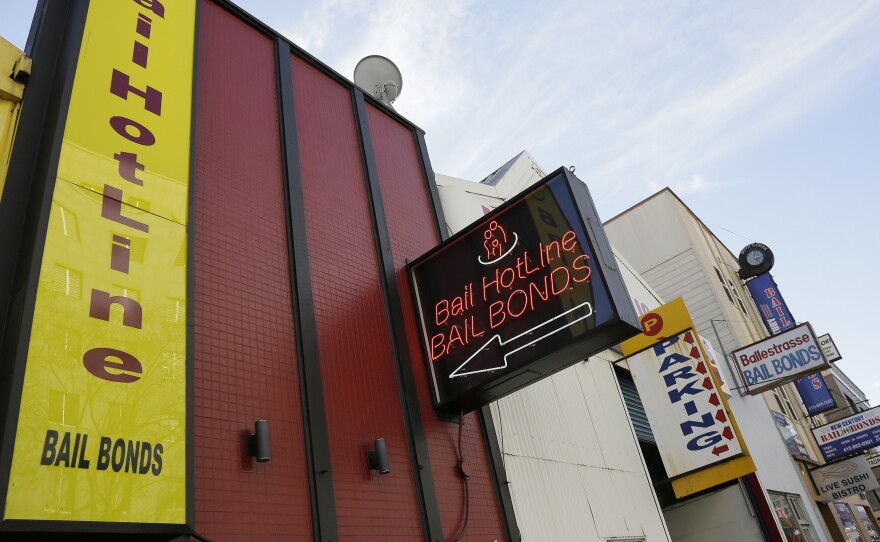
[2,1,879,407]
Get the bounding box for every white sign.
[810,455,879,502]
[731,322,828,395]
[818,333,843,363]
[867,455,880,469]
[812,406,880,462]
[629,330,743,477]
[700,336,732,398]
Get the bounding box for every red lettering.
[101,185,149,232]
[114,152,145,186]
[482,272,499,300]
[571,254,591,283]
[133,0,165,18]
[499,267,516,290]
[435,299,449,326]
[489,301,505,329]
[545,240,562,262]
[109,116,155,146]
[507,290,528,318]
[430,333,445,360]
[83,348,143,383]
[550,266,570,295]
[561,230,577,252]
[89,289,143,329]
[110,69,162,115]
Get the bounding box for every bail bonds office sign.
[2,0,193,528]
[409,168,640,411]
[812,407,880,462]
[730,322,828,395]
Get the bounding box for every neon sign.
[410,168,640,411]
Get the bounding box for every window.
[770,491,819,542]
[855,505,880,542]
[714,266,736,305]
[833,502,866,542]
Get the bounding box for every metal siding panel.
[505,455,602,541]
[490,357,670,541]
[619,372,656,443]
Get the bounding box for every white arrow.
[449,301,594,378]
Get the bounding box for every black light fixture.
[244,420,270,462]
[365,438,390,475]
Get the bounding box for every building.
[606,188,880,542]
[0,1,526,539]
[436,151,671,541]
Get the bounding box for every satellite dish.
[354,55,402,107]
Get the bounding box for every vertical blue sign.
[744,272,831,415]
[794,373,837,415]
[745,273,795,335]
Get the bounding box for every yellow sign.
[621,298,756,498]
[4,0,194,523]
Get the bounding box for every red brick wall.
[192,2,312,539]
[290,56,423,538]
[366,104,505,540]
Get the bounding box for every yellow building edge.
[0,34,29,200]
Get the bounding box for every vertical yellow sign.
[5,0,194,523]
[620,298,755,498]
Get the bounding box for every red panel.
[367,104,505,540]
[193,2,311,539]
[291,56,423,538]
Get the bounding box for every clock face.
[746,249,765,267]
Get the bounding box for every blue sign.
[794,373,836,415]
[812,406,880,461]
[746,273,795,336]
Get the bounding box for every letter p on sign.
[641,312,664,336]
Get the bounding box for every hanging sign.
[812,406,880,462]
[794,372,837,416]
[810,455,879,502]
[409,168,640,411]
[817,333,843,363]
[730,322,828,395]
[745,272,795,335]
[620,297,754,498]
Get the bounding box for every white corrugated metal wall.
[490,354,669,541]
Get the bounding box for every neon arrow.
[449,302,594,378]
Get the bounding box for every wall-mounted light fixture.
[244,420,270,462]
[365,438,390,475]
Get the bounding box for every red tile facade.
[367,104,506,540]
[193,2,312,539]
[190,2,506,539]
[290,56,423,539]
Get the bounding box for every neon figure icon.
[478,220,518,266]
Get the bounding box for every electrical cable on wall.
[448,411,470,542]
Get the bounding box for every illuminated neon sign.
[409,168,640,411]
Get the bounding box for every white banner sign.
[731,322,828,395]
[811,455,879,502]
[817,333,842,363]
[629,330,744,477]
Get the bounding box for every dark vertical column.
[352,90,444,542]
[275,39,338,542]
[186,1,201,531]
[0,0,88,519]
[414,130,521,541]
